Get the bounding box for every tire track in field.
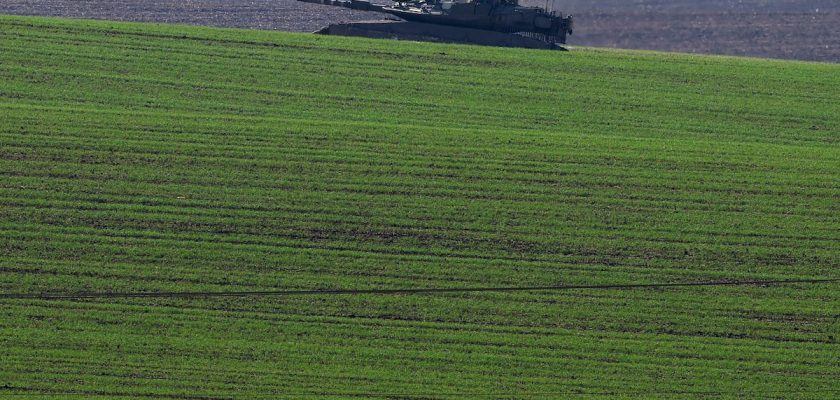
[3,278,838,299]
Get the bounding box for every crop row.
[0,16,837,398]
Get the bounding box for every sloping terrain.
[1,0,840,62]
[0,16,839,398]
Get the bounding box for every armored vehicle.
[298,0,573,49]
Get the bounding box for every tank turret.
[298,0,573,49]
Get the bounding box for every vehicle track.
[3,278,838,299]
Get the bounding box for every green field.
[0,15,838,398]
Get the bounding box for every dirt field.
[1,0,838,62]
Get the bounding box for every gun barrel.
[298,0,387,12]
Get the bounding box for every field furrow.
[0,15,838,398]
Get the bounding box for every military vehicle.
[297,0,573,49]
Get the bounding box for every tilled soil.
[0,0,383,33]
[2,0,838,62]
[564,0,840,62]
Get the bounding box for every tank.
[298,0,573,49]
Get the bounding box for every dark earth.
[2,0,838,62]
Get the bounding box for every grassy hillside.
[0,15,838,398]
